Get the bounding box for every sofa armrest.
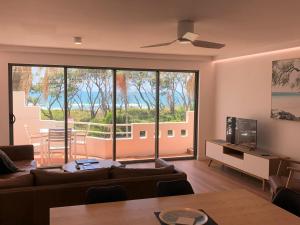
[155,158,170,168]
[0,145,34,161]
[155,158,186,175]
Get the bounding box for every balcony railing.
[48,120,132,139]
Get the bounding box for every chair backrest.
[81,123,90,137]
[85,185,127,204]
[272,188,300,217]
[24,125,36,145]
[157,180,194,197]
[24,124,31,138]
[48,128,72,148]
[76,124,90,141]
[85,123,91,135]
[48,128,72,140]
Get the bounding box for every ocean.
[29,90,192,110]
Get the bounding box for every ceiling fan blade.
[182,32,199,42]
[191,40,225,49]
[141,40,177,48]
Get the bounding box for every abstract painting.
[272,58,300,121]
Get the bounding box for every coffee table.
[63,160,122,172]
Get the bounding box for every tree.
[129,71,156,111]
[160,72,179,114]
[12,66,32,103]
[98,70,113,116]
[116,70,128,120]
[73,69,113,120]
[66,69,85,114]
[176,75,188,110]
[12,66,65,120]
[116,71,132,137]
[186,74,195,110]
[84,70,102,120]
[27,83,42,106]
[41,68,65,120]
[176,73,195,110]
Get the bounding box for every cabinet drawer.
[206,142,223,161]
[223,154,244,170]
[244,154,269,179]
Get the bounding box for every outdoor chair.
[24,124,45,161]
[85,185,127,204]
[47,128,73,161]
[157,180,194,197]
[72,124,90,159]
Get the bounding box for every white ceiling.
[0,0,300,59]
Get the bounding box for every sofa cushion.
[0,174,33,189]
[110,165,175,179]
[0,149,19,174]
[31,168,110,186]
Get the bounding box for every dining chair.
[157,180,194,197]
[269,158,300,197]
[47,128,72,161]
[85,185,127,204]
[72,124,90,159]
[24,124,45,160]
[272,188,300,217]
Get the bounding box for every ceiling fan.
[141,20,225,49]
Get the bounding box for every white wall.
[0,46,215,159]
[214,48,300,161]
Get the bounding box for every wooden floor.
[128,159,271,200]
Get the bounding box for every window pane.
[11,66,198,163]
[116,70,156,161]
[67,68,113,160]
[12,66,66,166]
[159,71,195,158]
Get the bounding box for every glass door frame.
[8,63,199,163]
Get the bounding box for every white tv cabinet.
[205,139,280,189]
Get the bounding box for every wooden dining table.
[50,189,300,225]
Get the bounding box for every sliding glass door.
[67,68,113,160]
[159,72,196,158]
[9,64,198,164]
[116,70,156,160]
[11,66,66,165]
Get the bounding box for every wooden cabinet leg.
[208,159,213,167]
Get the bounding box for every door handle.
[9,113,16,124]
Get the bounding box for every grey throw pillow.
[0,149,19,174]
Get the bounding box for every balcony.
[13,91,194,166]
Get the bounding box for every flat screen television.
[226,117,257,149]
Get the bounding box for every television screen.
[226,117,257,148]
